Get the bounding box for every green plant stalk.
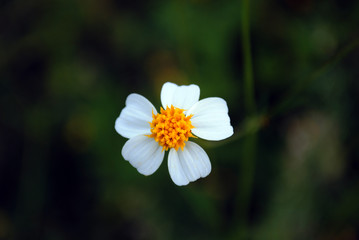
[242,0,255,114]
[206,37,359,150]
[234,0,257,238]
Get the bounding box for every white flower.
[115,82,234,186]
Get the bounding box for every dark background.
[1,0,359,239]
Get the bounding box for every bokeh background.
[1,0,359,239]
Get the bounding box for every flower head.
[147,105,195,151]
[115,82,233,186]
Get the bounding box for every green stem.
[242,0,255,114]
[207,37,359,151]
[232,0,257,238]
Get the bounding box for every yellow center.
[147,105,195,151]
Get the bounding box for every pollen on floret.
[147,105,195,151]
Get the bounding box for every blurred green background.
[1,0,359,239]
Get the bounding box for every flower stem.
[234,0,257,238]
[242,0,255,114]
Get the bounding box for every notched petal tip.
[122,135,165,176]
[187,97,234,141]
[115,93,156,139]
[161,82,200,111]
[168,142,211,186]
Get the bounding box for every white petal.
[168,149,189,186]
[168,142,211,186]
[115,93,157,139]
[160,82,200,110]
[186,97,234,141]
[121,135,164,176]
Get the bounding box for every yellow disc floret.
[147,105,195,151]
